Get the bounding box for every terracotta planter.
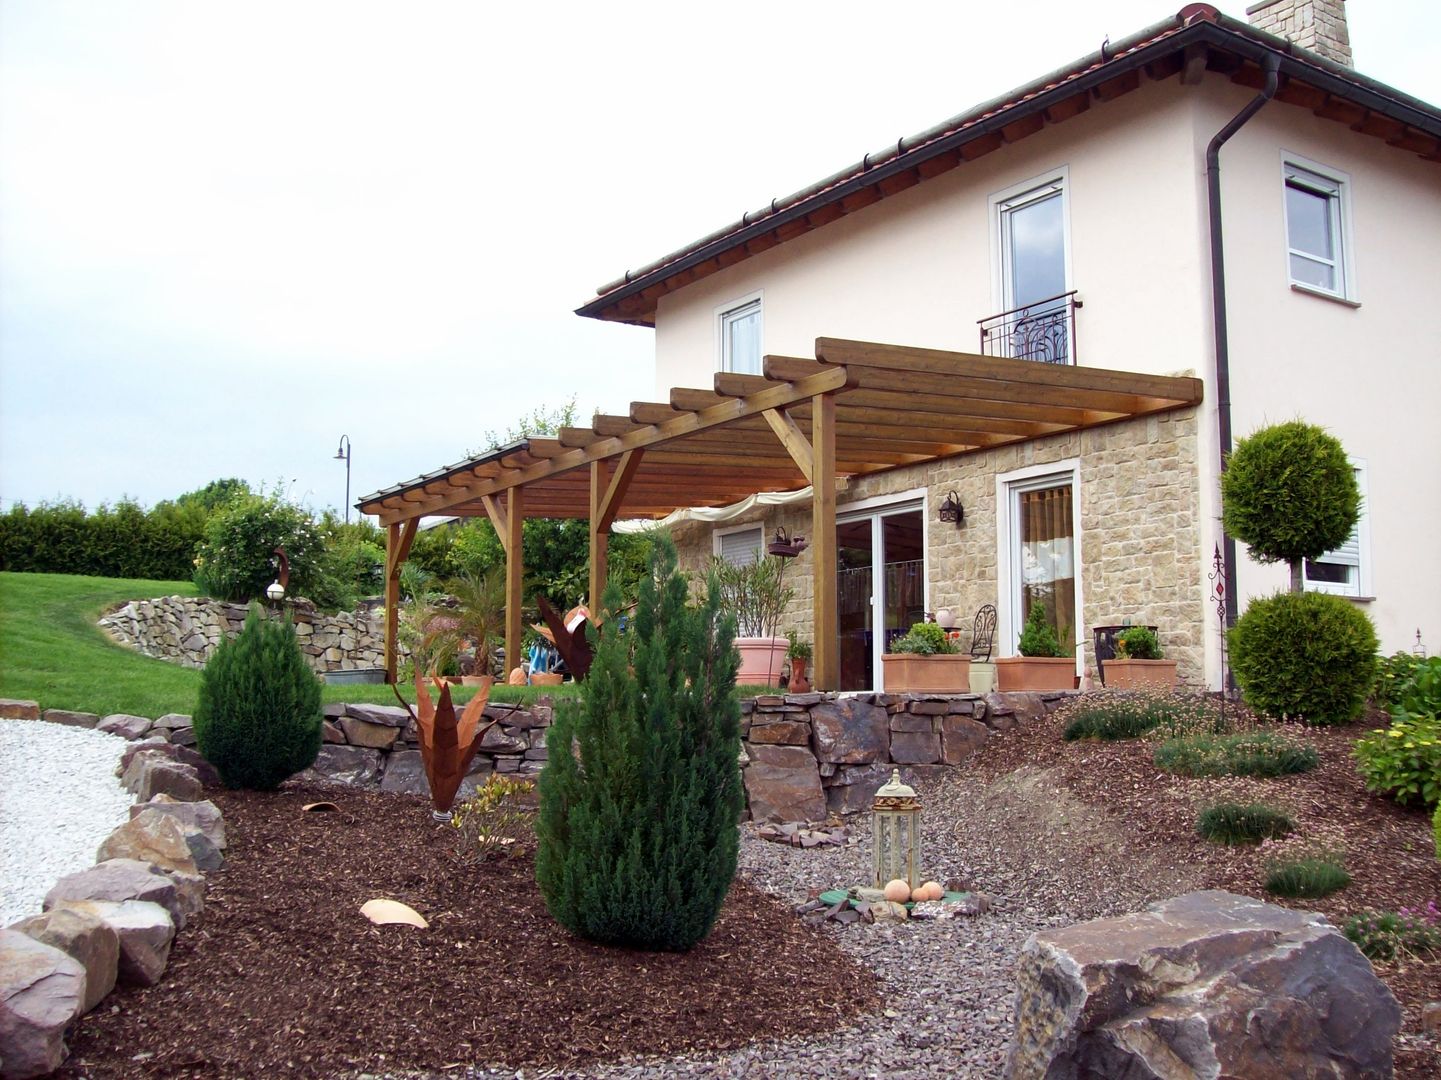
[787,657,811,694]
[881,653,973,693]
[735,637,787,686]
[460,675,491,687]
[531,672,564,686]
[995,656,1076,691]
[1103,658,1178,689]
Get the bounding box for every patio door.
[1007,474,1078,660]
[836,499,926,691]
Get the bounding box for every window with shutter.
[716,526,763,567]
[1303,462,1369,598]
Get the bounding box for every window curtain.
[1019,485,1076,650]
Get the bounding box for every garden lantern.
[872,768,922,889]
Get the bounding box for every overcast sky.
[2,1,1436,518]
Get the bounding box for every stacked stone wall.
[98,596,400,674]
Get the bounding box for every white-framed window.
[1282,155,1355,301]
[990,168,1071,314]
[995,460,1083,673]
[717,293,763,375]
[1304,460,1371,598]
[714,523,764,567]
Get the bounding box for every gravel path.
[0,719,134,926]
[458,767,1196,1080]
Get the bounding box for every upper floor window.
[719,295,763,374]
[1283,157,1353,300]
[983,169,1075,364]
[1303,461,1370,598]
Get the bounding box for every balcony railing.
[977,290,1081,366]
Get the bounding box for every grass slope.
[0,572,580,718]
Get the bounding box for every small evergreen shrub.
[1372,651,1423,712]
[890,621,958,655]
[1197,802,1294,845]
[536,536,742,952]
[1221,421,1360,578]
[1353,714,1441,810]
[1228,590,1378,725]
[1154,731,1319,778]
[1344,906,1441,962]
[1114,626,1162,660]
[193,605,323,789]
[1018,602,1064,658]
[1264,857,1350,898]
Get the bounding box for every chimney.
[1246,0,1353,68]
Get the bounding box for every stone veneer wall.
[671,408,1203,685]
[305,690,1068,822]
[99,595,403,674]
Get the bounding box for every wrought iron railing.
[977,290,1081,365]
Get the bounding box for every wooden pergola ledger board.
[361,339,1203,689]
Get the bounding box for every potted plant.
[1103,626,1178,689]
[786,630,813,693]
[996,604,1075,691]
[712,555,794,686]
[882,621,972,692]
[444,571,503,686]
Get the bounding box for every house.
[360,1,1441,693]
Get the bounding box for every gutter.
[1206,50,1280,632]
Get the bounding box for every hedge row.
[0,500,206,581]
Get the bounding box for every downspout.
[1206,51,1280,632]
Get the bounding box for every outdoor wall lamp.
[334,434,352,524]
[937,491,964,526]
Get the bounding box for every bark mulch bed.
[969,697,1440,1079]
[59,783,880,1079]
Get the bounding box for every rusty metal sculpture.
[535,595,593,681]
[394,674,497,817]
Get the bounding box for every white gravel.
[0,718,135,926]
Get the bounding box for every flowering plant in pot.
[882,621,972,693]
[996,604,1075,691]
[786,630,813,693]
[1105,625,1178,689]
[711,555,794,686]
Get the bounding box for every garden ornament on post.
[534,595,593,681]
[872,769,922,890]
[266,546,290,604]
[394,674,498,820]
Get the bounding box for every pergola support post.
[504,486,524,678]
[383,518,418,683]
[811,393,839,690]
[588,461,609,617]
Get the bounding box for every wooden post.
[588,460,608,617]
[811,392,839,690]
[504,485,524,678]
[383,518,418,683]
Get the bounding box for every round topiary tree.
[1228,590,1378,726]
[194,605,323,788]
[535,535,742,952]
[1221,421,1360,593]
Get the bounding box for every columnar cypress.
[193,605,323,789]
[535,535,742,951]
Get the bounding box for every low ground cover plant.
[1196,802,1294,845]
[1259,829,1350,898]
[451,776,535,863]
[193,605,322,789]
[1060,690,1222,742]
[1155,730,1319,778]
[1344,905,1441,962]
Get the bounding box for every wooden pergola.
[357,338,1202,690]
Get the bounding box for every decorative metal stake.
[1209,543,1228,730]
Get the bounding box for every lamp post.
[334,434,352,524]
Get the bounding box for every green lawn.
[0,572,581,718]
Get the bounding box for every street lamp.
[334,434,352,524]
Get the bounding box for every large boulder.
[337,716,400,750]
[97,811,199,875]
[380,750,492,799]
[809,698,889,764]
[743,744,825,823]
[52,901,174,988]
[0,930,86,1079]
[9,908,118,1014]
[44,859,190,931]
[1005,890,1402,1080]
[129,795,226,863]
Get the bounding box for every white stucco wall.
[638,73,1441,684]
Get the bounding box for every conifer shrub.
[536,536,742,952]
[1228,590,1377,725]
[193,605,323,789]
[1017,602,1064,658]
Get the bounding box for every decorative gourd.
[883,879,911,903]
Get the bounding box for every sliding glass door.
[837,502,926,691]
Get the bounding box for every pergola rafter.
[359,339,1203,689]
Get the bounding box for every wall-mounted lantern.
[872,768,922,889]
[937,491,964,527]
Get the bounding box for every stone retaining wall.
[98,595,399,674]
